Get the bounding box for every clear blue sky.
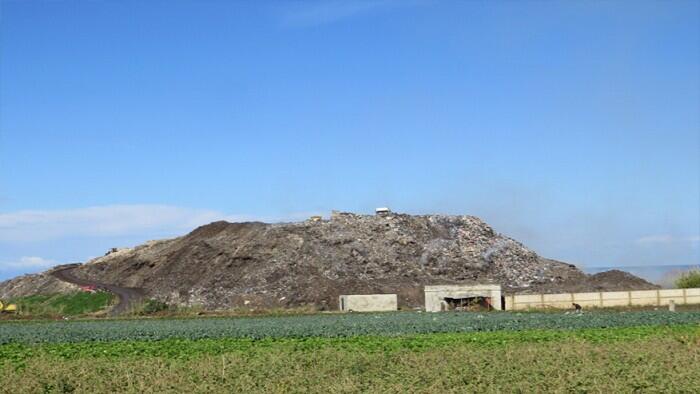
[1,0,698,280]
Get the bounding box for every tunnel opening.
[442,296,492,311]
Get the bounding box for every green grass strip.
[9,292,114,317]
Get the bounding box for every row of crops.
[2,310,699,344]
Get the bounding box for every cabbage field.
[2,310,699,344]
[2,312,699,392]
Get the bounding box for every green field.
[2,310,699,343]
[6,292,115,318]
[1,311,698,393]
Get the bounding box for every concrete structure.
[339,294,398,312]
[425,284,503,312]
[504,288,700,310]
[375,207,391,215]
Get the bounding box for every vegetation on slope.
[8,292,114,318]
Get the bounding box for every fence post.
[628,291,632,306]
[656,289,661,306]
[599,292,603,308]
[683,289,687,305]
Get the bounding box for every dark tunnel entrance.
[442,296,493,311]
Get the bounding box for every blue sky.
[1,0,698,280]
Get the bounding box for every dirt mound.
[0,212,659,309]
[0,268,78,299]
[586,270,659,290]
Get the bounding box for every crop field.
[2,310,699,344]
[1,311,699,393]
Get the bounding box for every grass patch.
[9,292,115,318]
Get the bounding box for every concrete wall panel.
[339,294,397,312]
[573,293,601,302]
[684,288,700,296]
[506,288,700,311]
[632,298,658,306]
[602,291,629,300]
[504,296,515,310]
[543,293,572,302]
[602,298,630,307]
[514,295,542,303]
[659,289,684,297]
[630,290,658,298]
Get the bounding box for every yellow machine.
[0,300,18,313]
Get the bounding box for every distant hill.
[585,265,700,288]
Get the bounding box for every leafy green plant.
[675,268,700,289]
[140,299,170,314]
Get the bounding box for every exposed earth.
[0,212,659,310]
[50,266,144,315]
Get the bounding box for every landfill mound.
[0,212,659,309]
[0,271,78,299]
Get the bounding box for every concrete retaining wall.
[504,288,700,311]
[339,294,397,312]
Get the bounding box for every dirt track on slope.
[51,265,144,315]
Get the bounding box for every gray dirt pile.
[0,212,659,309]
[0,269,78,299]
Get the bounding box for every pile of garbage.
[0,211,658,310]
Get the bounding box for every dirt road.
[51,265,145,315]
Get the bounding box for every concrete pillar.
[491,290,503,311]
[657,289,661,306]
